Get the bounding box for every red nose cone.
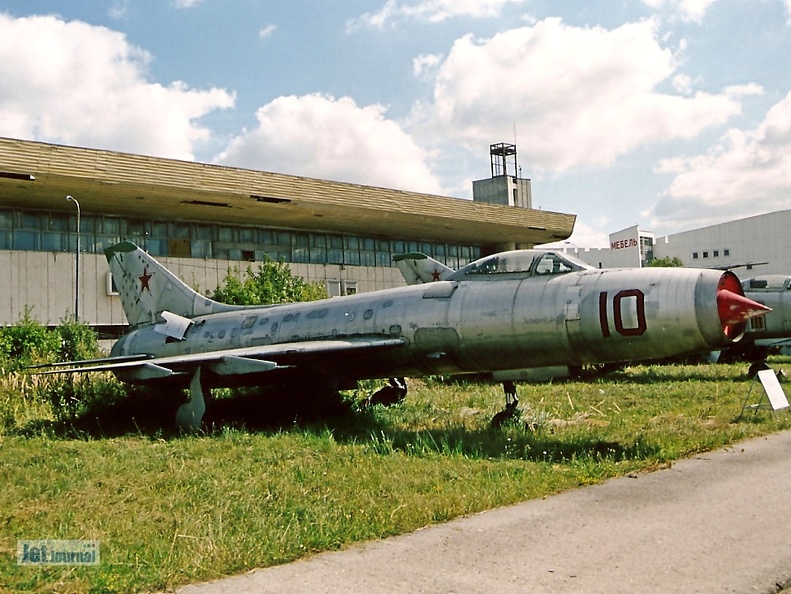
[717,289,771,327]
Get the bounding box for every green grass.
[1,358,790,593]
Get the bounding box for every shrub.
[208,259,328,305]
[0,309,60,369]
[55,316,99,362]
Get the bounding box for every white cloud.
[647,90,791,229]
[108,1,128,20]
[641,0,719,24]
[215,94,444,194]
[348,0,523,29]
[672,73,695,95]
[259,24,277,40]
[411,18,746,172]
[538,219,610,250]
[173,0,203,8]
[0,13,235,160]
[785,0,791,24]
[413,53,443,79]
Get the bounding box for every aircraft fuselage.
[112,265,734,388]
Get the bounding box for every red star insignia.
[138,267,154,293]
[431,269,441,282]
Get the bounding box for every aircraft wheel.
[491,400,521,429]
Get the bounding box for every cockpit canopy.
[743,275,791,291]
[449,250,594,281]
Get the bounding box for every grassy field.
[1,358,790,593]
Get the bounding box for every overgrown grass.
[1,358,790,593]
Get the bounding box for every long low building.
[0,137,575,333]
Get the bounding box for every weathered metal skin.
[742,275,791,341]
[109,249,746,387]
[32,242,768,429]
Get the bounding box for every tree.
[648,256,684,268]
[208,258,328,305]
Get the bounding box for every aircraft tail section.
[393,252,454,285]
[105,241,238,328]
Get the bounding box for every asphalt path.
[178,429,791,594]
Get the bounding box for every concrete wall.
[472,176,532,209]
[0,250,406,327]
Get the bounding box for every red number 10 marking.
[599,289,647,337]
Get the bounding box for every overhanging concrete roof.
[0,137,575,246]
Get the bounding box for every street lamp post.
[66,195,80,319]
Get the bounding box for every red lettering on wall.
[610,238,638,250]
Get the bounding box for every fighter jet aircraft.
[35,242,770,430]
[716,274,791,367]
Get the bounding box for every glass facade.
[0,208,480,269]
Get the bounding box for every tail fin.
[105,241,237,328]
[393,252,454,285]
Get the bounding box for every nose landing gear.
[491,380,521,428]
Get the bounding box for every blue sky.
[1,0,791,246]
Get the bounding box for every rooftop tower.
[472,143,532,209]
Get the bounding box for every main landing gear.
[175,368,206,432]
[365,377,408,407]
[491,380,521,428]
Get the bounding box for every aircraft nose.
[717,288,771,330]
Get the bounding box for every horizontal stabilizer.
[35,359,176,380]
[27,353,152,370]
[28,337,406,380]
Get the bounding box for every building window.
[218,226,235,242]
[327,235,344,264]
[360,238,376,267]
[106,272,119,296]
[14,230,38,250]
[344,236,360,266]
[327,279,342,297]
[713,250,719,257]
[191,240,212,259]
[239,227,254,243]
[376,239,390,267]
[724,249,730,257]
[169,238,191,258]
[41,233,65,252]
[310,234,327,264]
[702,251,708,258]
[0,207,482,274]
[20,212,40,230]
[692,252,699,259]
[292,233,310,263]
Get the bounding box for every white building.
[565,210,789,278]
[653,210,790,276]
[559,225,655,269]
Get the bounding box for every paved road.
[178,430,791,594]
